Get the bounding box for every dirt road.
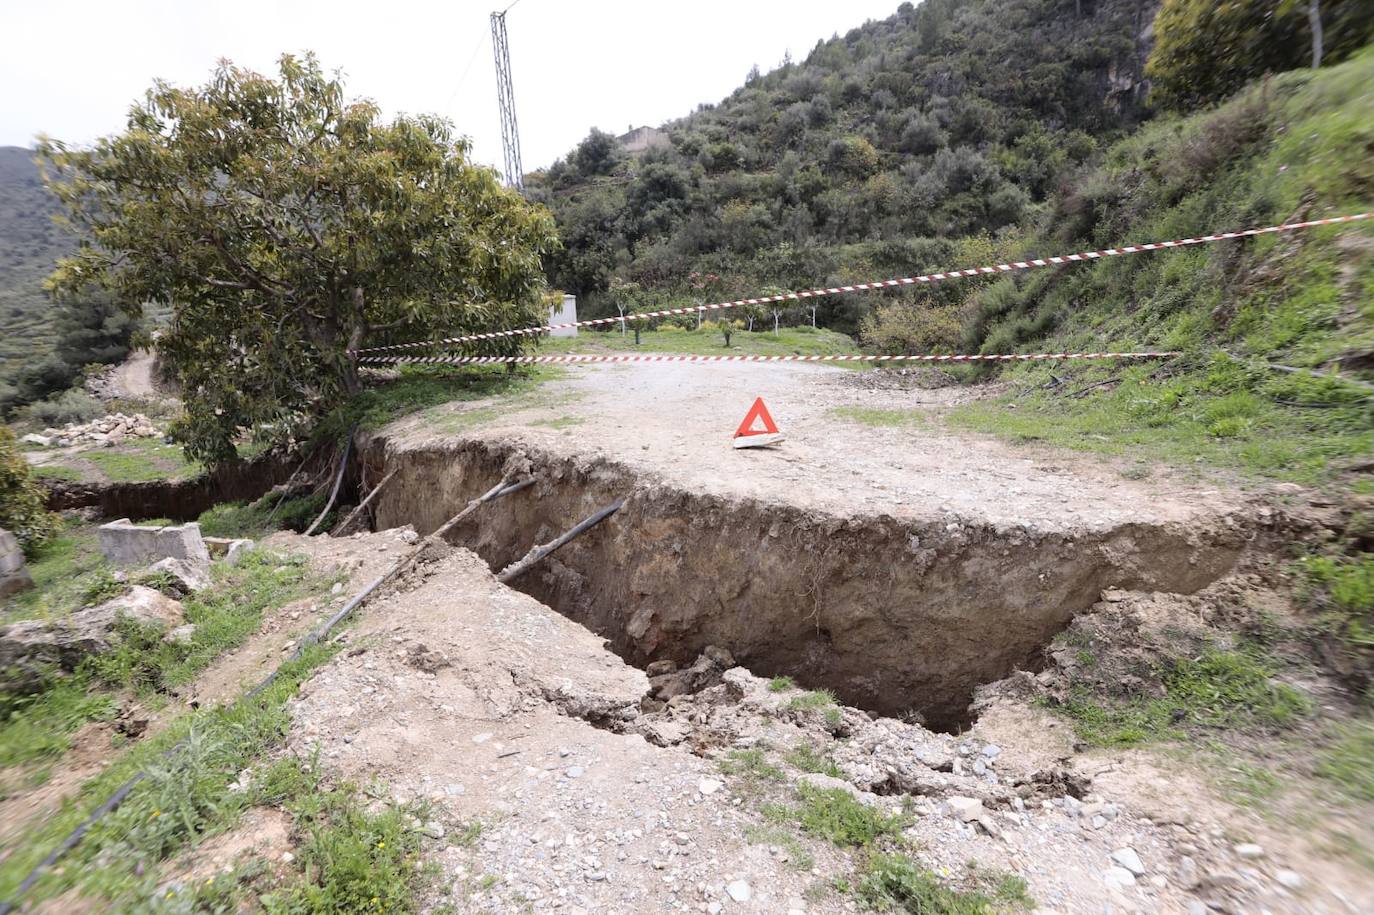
[386,360,1243,535]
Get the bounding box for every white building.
[549,293,577,338]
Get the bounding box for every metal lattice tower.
[490,8,524,191]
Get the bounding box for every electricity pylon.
[490,6,524,191]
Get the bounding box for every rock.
[0,529,34,599]
[1234,843,1264,860]
[1275,869,1303,890]
[565,766,584,779]
[645,659,677,677]
[163,624,196,645]
[1104,866,1137,889]
[975,814,1002,838]
[204,536,254,565]
[1101,587,1129,602]
[697,777,722,796]
[1175,856,1201,889]
[707,903,723,915]
[981,744,1001,759]
[797,772,864,801]
[703,645,735,668]
[20,433,51,447]
[1110,848,1145,876]
[98,519,211,568]
[145,557,211,594]
[726,880,752,903]
[0,586,183,691]
[944,796,984,822]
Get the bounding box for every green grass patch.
[1317,720,1374,801]
[2,525,114,623]
[197,491,337,540]
[81,439,203,483]
[718,747,785,783]
[830,407,927,428]
[29,463,82,482]
[1055,648,1312,747]
[786,689,844,727]
[788,785,908,849]
[786,743,844,778]
[316,364,564,443]
[1300,552,1374,651]
[767,675,796,692]
[858,854,1033,914]
[0,549,333,772]
[742,825,815,871]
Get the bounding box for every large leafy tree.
[1146,0,1374,112]
[40,54,558,464]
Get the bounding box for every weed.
[0,680,118,768]
[786,689,837,711]
[786,743,844,778]
[858,854,1034,914]
[767,675,796,692]
[718,748,785,782]
[1055,648,1311,747]
[1317,720,1374,801]
[3,525,112,623]
[791,785,907,848]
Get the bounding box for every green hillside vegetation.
[533,0,1158,331]
[949,48,1374,483]
[0,148,70,399]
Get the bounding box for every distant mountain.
[0,146,69,380]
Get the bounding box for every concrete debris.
[725,880,752,903]
[0,528,34,599]
[1234,843,1265,859]
[1275,869,1303,890]
[145,557,211,595]
[99,519,211,568]
[0,585,184,691]
[35,412,162,448]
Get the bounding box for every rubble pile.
[22,413,162,448]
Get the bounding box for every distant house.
[548,293,577,338]
[616,126,670,154]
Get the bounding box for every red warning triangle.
[733,397,784,448]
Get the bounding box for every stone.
[981,744,1001,759]
[1275,869,1303,890]
[1104,866,1137,889]
[1111,847,1145,876]
[975,815,1002,839]
[725,880,752,903]
[565,766,584,779]
[205,536,254,565]
[145,557,211,595]
[1234,843,1264,860]
[0,586,183,692]
[707,904,722,915]
[697,777,722,796]
[797,772,864,801]
[20,433,51,447]
[0,529,34,599]
[645,659,677,677]
[703,645,735,668]
[99,519,211,568]
[163,624,196,645]
[944,796,985,822]
[1175,856,1201,889]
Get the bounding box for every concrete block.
[98,519,211,568]
[0,528,34,599]
[204,536,254,565]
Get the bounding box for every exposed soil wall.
[43,454,296,521]
[364,435,1254,728]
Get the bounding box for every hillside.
[0,147,69,395]
[532,0,1160,327]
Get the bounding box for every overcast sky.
[0,0,902,172]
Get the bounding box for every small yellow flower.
[376,841,385,849]
[151,810,161,818]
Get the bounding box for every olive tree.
[40,53,558,465]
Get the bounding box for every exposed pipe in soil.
[332,468,398,534]
[497,499,625,583]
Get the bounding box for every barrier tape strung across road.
[352,212,1373,355]
[359,351,1181,366]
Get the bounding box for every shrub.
[0,425,60,554]
[860,301,963,354]
[23,388,105,428]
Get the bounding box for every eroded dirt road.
[386,361,1243,534]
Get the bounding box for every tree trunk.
[1309,0,1324,68]
[773,311,780,334]
[617,306,626,335]
[697,308,703,330]
[810,306,817,327]
[634,323,641,345]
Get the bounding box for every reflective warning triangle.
[733,397,784,448]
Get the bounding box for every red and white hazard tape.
[352,212,1372,355]
[359,351,1180,366]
